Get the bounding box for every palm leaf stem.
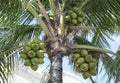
[69,26,96,30]
[79,0,89,9]
[0,46,22,56]
[59,12,64,35]
[5,48,22,60]
[59,0,66,35]
[37,0,55,37]
[27,4,51,37]
[71,44,116,55]
[49,0,56,17]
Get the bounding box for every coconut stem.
[89,76,95,83]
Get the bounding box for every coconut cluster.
[19,38,46,71]
[71,49,98,79]
[65,7,85,25]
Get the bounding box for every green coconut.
[39,42,46,50]
[89,62,96,69]
[67,10,73,14]
[42,48,47,53]
[76,57,85,65]
[31,44,39,51]
[72,19,78,25]
[72,53,80,62]
[85,55,93,63]
[25,41,31,47]
[31,58,39,65]
[77,17,83,23]
[82,72,91,79]
[71,12,77,19]
[92,58,98,64]
[90,69,97,76]
[80,63,89,71]
[24,59,31,66]
[79,12,86,17]
[30,65,38,71]
[19,50,25,54]
[38,58,44,64]
[65,15,71,21]
[31,38,40,44]
[73,7,78,13]
[81,49,88,57]
[75,67,82,73]
[20,53,28,60]
[23,46,31,53]
[76,10,82,15]
[36,50,44,58]
[28,50,36,58]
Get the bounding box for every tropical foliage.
[0,0,120,83]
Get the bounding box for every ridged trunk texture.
[50,54,63,83]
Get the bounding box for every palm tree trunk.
[50,53,63,83]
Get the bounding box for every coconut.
[72,53,80,62]
[77,17,83,23]
[25,41,31,47]
[31,58,39,65]
[19,50,25,54]
[36,50,44,58]
[24,59,31,66]
[82,72,91,79]
[85,55,93,63]
[89,62,95,69]
[30,65,38,71]
[92,58,98,64]
[72,19,78,25]
[73,7,78,13]
[31,44,39,51]
[39,42,46,50]
[65,15,71,21]
[38,58,44,64]
[76,57,85,65]
[75,67,82,73]
[20,53,28,60]
[71,12,77,19]
[23,46,31,53]
[81,49,88,57]
[76,10,82,15]
[80,63,89,71]
[67,10,73,14]
[90,69,97,75]
[31,38,40,44]
[28,50,36,58]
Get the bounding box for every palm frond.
[101,55,116,83]
[73,36,95,46]
[110,56,120,83]
[40,67,50,83]
[82,0,120,33]
[0,25,42,52]
[75,26,113,49]
[91,29,113,48]
[0,0,22,26]
[0,53,16,83]
[0,24,43,83]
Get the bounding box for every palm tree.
[0,0,120,83]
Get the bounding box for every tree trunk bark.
[50,54,63,83]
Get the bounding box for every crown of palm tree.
[0,0,120,83]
